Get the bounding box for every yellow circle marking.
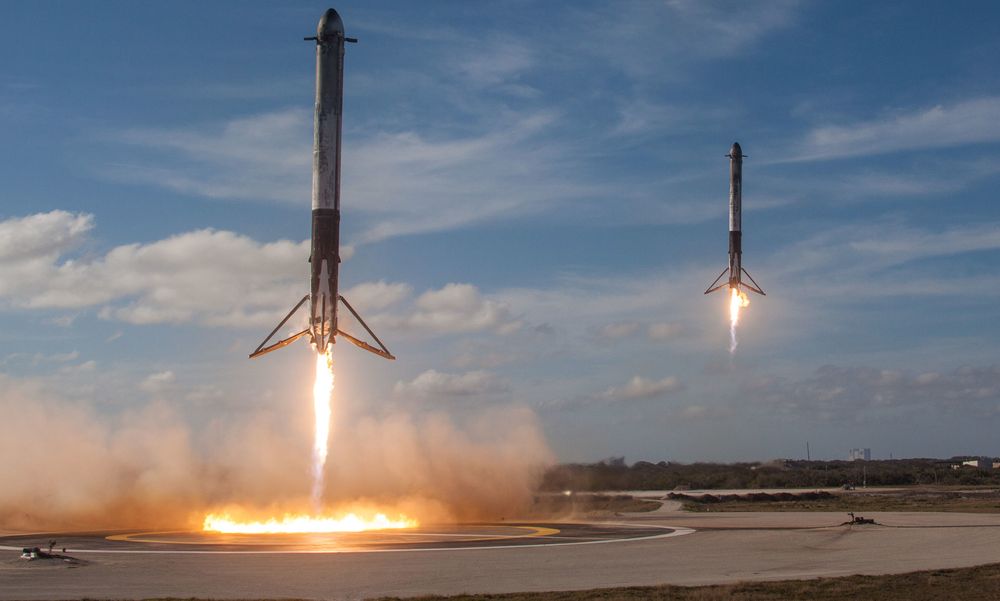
[456,526,560,543]
[107,525,561,546]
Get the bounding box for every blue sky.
[3,1,1000,463]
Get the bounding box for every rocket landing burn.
[250,8,393,363]
[206,9,412,535]
[704,143,765,352]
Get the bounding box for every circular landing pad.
[0,523,688,554]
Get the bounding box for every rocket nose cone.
[318,8,345,38]
[731,142,742,155]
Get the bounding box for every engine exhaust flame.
[200,346,418,534]
[203,511,417,534]
[312,347,333,511]
[729,286,750,353]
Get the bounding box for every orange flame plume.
[201,347,417,534]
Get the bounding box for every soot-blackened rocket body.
[250,8,394,361]
[704,142,766,297]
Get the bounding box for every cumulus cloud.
[0,213,530,342]
[385,283,521,335]
[342,280,412,312]
[604,375,684,401]
[0,211,307,328]
[393,369,509,399]
[0,210,93,263]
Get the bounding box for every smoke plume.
[0,374,553,531]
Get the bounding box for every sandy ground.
[2,508,1000,600]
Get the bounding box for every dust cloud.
[0,374,553,531]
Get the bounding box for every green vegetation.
[531,493,662,515]
[370,562,1000,600]
[541,457,1000,491]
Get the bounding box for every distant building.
[961,458,994,471]
[849,448,871,461]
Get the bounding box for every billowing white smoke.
[0,374,553,531]
[322,404,553,522]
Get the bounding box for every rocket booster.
[250,9,393,361]
[309,8,349,353]
[705,142,765,297]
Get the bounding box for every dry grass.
[676,487,1000,513]
[368,562,1000,600]
[530,494,662,516]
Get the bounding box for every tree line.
[540,457,1000,491]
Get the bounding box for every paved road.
[2,510,999,600]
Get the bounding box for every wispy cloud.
[345,110,592,242]
[610,98,732,137]
[452,36,536,94]
[596,321,641,339]
[140,370,176,394]
[2,350,79,367]
[787,97,1000,161]
[595,320,688,342]
[772,221,1000,284]
[746,364,1000,422]
[576,0,800,78]
[89,2,805,244]
[99,108,597,243]
[103,109,311,204]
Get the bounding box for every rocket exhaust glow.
[203,512,417,534]
[729,287,750,353]
[311,348,334,511]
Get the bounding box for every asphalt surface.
[0,522,680,554]
[2,507,1000,600]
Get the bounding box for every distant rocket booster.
[250,9,394,361]
[705,142,765,297]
